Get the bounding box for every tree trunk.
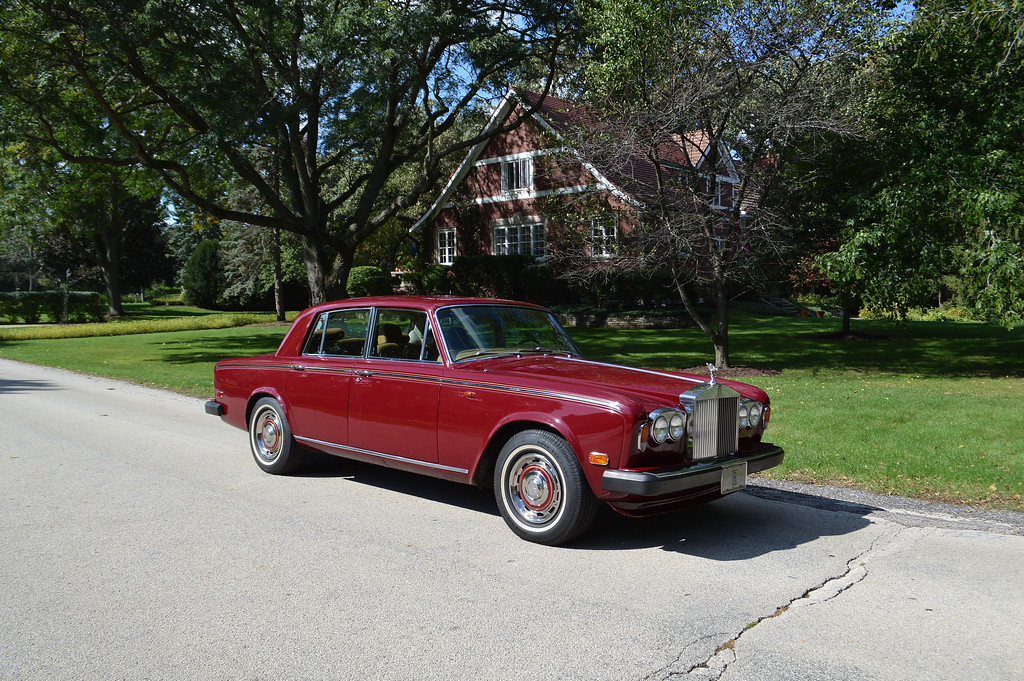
[102,267,124,317]
[301,235,331,306]
[271,227,285,322]
[300,235,351,306]
[713,281,730,368]
[91,214,125,318]
[672,267,730,368]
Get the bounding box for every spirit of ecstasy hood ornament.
[706,362,718,385]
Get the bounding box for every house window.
[714,178,733,208]
[589,217,618,258]
[493,221,546,257]
[436,229,456,266]
[501,158,533,194]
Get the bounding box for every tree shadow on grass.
[149,333,287,365]
[574,316,1024,379]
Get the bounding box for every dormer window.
[501,158,533,194]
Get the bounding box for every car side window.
[303,309,371,356]
[370,309,432,361]
[302,313,328,354]
[422,324,440,362]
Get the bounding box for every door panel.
[285,308,370,448]
[348,309,442,464]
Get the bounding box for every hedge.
[347,266,391,297]
[0,291,107,324]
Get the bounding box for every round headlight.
[652,413,670,443]
[738,402,750,429]
[669,412,685,441]
[748,402,763,427]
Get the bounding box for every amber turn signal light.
[588,452,610,466]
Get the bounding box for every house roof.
[411,88,737,233]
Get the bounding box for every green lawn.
[1,310,1021,510]
[572,315,1024,509]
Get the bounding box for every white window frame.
[492,220,546,258]
[436,228,456,266]
[501,157,533,195]
[589,216,618,258]
[714,177,725,209]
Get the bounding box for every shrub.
[0,291,105,323]
[415,265,454,295]
[69,293,107,322]
[347,266,390,297]
[520,264,567,304]
[182,240,222,308]
[450,255,534,298]
[146,285,182,305]
[16,292,43,323]
[907,306,981,323]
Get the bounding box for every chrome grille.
[682,383,740,461]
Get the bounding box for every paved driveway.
[2,358,1021,680]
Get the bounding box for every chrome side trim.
[294,436,469,475]
[218,362,297,371]
[291,365,357,375]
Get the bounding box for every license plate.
[720,461,747,495]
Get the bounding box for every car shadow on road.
[296,450,499,515]
[574,489,876,559]
[295,452,877,558]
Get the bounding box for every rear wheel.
[249,397,304,475]
[494,430,598,545]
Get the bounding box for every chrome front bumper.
[601,445,784,496]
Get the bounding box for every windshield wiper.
[456,349,519,361]
[515,346,577,356]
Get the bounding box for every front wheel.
[248,397,304,475]
[494,430,599,545]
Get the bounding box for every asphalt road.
[2,357,1022,681]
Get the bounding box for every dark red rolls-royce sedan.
[206,296,783,544]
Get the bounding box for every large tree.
[0,150,166,316]
[0,0,579,304]
[555,0,886,366]
[816,0,1024,327]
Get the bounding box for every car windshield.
[436,305,582,362]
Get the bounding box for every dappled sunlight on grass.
[573,315,1024,379]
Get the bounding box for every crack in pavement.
[640,634,727,681]
[651,522,907,681]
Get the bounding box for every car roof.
[303,296,547,315]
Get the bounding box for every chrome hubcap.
[261,420,279,451]
[519,466,554,511]
[253,408,282,463]
[506,451,562,526]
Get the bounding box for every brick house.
[411,88,742,267]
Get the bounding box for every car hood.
[450,354,769,410]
